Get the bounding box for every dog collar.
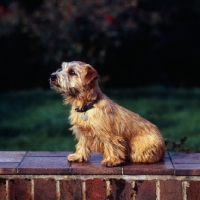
[75,96,99,113]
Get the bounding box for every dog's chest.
[70,110,92,127]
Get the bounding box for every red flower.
[104,15,115,24]
[66,3,72,10]
[0,6,5,14]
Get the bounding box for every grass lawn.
[0,86,200,152]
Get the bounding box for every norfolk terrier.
[50,61,165,167]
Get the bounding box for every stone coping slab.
[0,151,200,175]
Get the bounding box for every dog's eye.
[68,70,76,76]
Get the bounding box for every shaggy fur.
[50,61,165,167]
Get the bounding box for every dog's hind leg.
[101,137,127,167]
[129,135,165,163]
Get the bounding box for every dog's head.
[50,61,98,97]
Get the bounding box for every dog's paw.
[67,153,84,162]
[101,158,122,167]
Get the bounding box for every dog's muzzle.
[50,74,57,81]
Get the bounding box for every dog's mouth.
[49,73,80,97]
[49,78,60,89]
[50,84,59,90]
[50,79,79,97]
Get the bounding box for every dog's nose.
[50,74,57,81]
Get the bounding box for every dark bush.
[1,0,200,91]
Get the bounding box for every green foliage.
[0,89,75,151]
[165,137,188,152]
[106,87,200,152]
[0,87,200,151]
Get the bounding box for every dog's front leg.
[67,137,91,162]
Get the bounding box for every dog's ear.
[83,65,98,85]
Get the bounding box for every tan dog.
[50,61,165,167]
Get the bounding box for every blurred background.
[0,0,200,152]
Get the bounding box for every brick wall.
[1,151,200,200]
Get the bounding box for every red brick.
[169,152,200,164]
[0,151,26,162]
[187,181,200,200]
[124,158,174,175]
[0,178,6,200]
[86,178,106,200]
[34,178,56,200]
[60,179,82,200]
[174,164,200,176]
[18,156,71,175]
[71,153,122,175]
[26,151,70,157]
[9,178,31,200]
[0,163,19,174]
[160,180,182,200]
[109,179,133,200]
[133,180,156,200]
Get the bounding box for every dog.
[50,61,165,167]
